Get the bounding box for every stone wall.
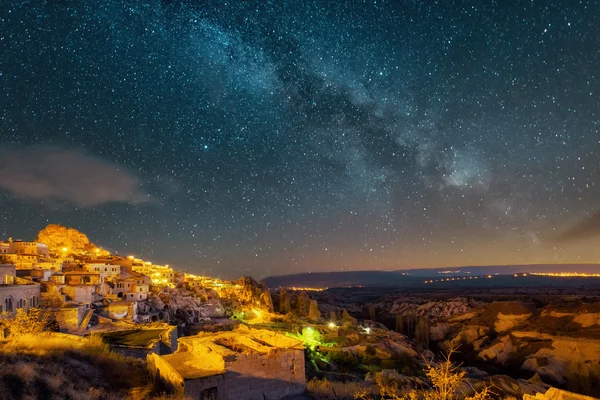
[150,329,306,400]
[61,285,98,303]
[147,353,186,397]
[176,346,305,400]
[52,306,86,332]
[220,348,306,400]
[0,282,41,312]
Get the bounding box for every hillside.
[0,333,153,399]
[264,264,600,288]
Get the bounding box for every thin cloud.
[0,147,150,207]
[553,212,600,243]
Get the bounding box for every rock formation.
[259,290,274,313]
[279,288,291,314]
[36,224,110,257]
[296,292,311,317]
[233,276,272,308]
[341,309,358,326]
[308,300,321,321]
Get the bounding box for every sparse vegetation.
[355,348,493,400]
[0,333,148,399]
[0,308,49,338]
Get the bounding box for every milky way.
[1,1,599,278]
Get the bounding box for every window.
[201,387,218,400]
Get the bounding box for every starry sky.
[1,0,600,279]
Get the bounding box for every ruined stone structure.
[148,327,305,400]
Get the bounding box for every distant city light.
[285,287,326,291]
[530,272,600,277]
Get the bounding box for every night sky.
[1,1,599,279]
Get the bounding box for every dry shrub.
[355,348,493,400]
[0,333,152,400]
[0,308,49,338]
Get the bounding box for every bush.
[355,348,492,400]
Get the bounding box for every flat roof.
[161,352,226,380]
[158,328,304,379]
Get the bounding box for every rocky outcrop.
[341,309,358,326]
[389,297,476,319]
[430,323,450,341]
[259,290,274,313]
[229,277,274,312]
[36,224,110,257]
[308,300,321,321]
[443,325,489,350]
[279,288,291,314]
[495,312,531,332]
[573,313,600,328]
[137,287,225,324]
[296,292,311,317]
[523,387,600,400]
[478,335,515,364]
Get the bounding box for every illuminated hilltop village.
[0,225,272,331]
[0,225,597,400]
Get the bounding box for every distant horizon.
[262,262,600,277]
[4,225,600,281]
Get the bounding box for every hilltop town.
[0,225,598,400]
[0,224,242,331]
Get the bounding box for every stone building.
[0,264,41,312]
[11,240,50,257]
[85,263,121,280]
[41,271,103,305]
[0,243,10,254]
[110,272,150,300]
[147,327,305,400]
